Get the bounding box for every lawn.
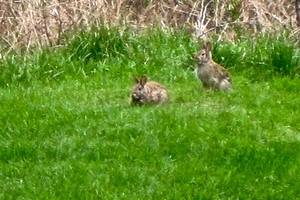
[0,27,300,199]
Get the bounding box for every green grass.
[0,26,300,199]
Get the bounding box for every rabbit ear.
[206,42,212,51]
[141,75,147,86]
[205,42,212,60]
[134,76,140,84]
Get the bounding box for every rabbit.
[131,75,170,105]
[194,42,232,91]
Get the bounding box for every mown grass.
[0,26,300,199]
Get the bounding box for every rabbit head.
[194,42,213,65]
[131,75,148,105]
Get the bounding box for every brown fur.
[131,75,170,105]
[194,42,232,91]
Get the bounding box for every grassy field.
[1,27,300,199]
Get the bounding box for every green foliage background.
[0,26,300,199]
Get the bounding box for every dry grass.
[0,0,296,50]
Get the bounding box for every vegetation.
[0,26,300,199]
[0,0,299,199]
[0,0,296,49]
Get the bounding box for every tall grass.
[0,0,296,49]
[0,26,299,87]
[213,33,300,80]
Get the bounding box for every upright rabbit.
[194,42,232,91]
[131,75,170,105]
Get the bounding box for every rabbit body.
[131,76,169,105]
[194,42,232,91]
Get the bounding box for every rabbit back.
[145,81,170,104]
[197,62,232,90]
